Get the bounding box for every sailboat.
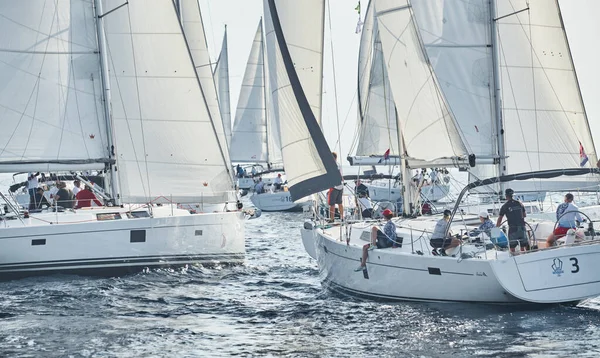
[0,0,247,279]
[231,18,310,212]
[299,0,600,304]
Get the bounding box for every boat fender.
[237,200,243,210]
[304,221,314,230]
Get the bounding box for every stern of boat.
[490,242,600,303]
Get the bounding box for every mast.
[260,17,270,164]
[490,0,506,197]
[397,108,411,216]
[94,0,121,205]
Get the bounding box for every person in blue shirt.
[254,178,265,194]
[546,193,583,246]
[469,211,495,237]
[355,209,397,271]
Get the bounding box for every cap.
[278,173,281,177]
[443,209,452,217]
[505,188,514,196]
[479,211,489,218]
[382,209,393,217]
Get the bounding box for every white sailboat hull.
[0,207,244,279]
[307,220,600,304]
[250,191,309,212]
[366,182,450,202]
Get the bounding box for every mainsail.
[0,1,110,173]
[264,0,341,200]
[229,20,281,165]
[103,0,235,204]
[214,27,232,147]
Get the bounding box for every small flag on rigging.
[355,1,361,14]
[579,141,589,167]
[378,148,390,163]
[355,1,363,33]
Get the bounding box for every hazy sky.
[199,0,600,158]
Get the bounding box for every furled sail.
[0,0,110,173]
[103,0,235,203]
[374,0,470,165]
[178,0,231,165]
[230,20,277,164]
[214,27,232,147]
[264,0,341,200]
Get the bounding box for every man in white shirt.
[547,193,583,246]
[328,152,344,222]
[273,174,283,191]
[72,180,82,196]
[27,172,39,209]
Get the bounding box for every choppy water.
[2,211,600,357]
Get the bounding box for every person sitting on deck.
[254,178,265,194]
[54,181,74,209]
[546,193,583,247]
[469,211,495,238]
[75,185,103,208]
[356,192,373,218]
[273,174,283,191]
[355,209,397,271]
[430,209,461,254]
[31,187,52,209]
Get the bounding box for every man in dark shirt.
[496,188,529,252]
[32,187,51,209]
[54,182,74,209]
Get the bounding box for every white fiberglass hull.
[0,206,244,279]
[250,191,309,212]
[366,182,450,202]
[308,220,600,304]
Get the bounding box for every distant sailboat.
[0,0,246,279]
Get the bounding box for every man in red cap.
[355,208,397,271]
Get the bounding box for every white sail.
[230,21,271,163]
[375,0,470,164]
[103,0,234,204]
[178,0,231,165]
[496,0,597,174]
[214,27,232,147]
[357,0,376,123]
[411,0,495,161]
[263,0,341,199]
[0,1,110,173]
[355,31,399,157]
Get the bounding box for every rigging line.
[327,0,344,179]
[527,6,541,179]
[70,57,92,160]
[104,13,149,200]
[21,0,59,162]
[125,2,152,203]
[90,75,107,155]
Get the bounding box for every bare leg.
[546,233,556,247]
[361,244,369,267]
[338,203,344,221]
[371,227,378,245]
[329,205,335,221]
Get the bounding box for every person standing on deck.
[496,188,529,252]
[27,172,40,209]
[328,152,344,222]
[75,185,103,208]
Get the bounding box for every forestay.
[375,0,470,165]
[0,0,110,173]
[263,0,341,200]
[103,0,235,204]
[178,0,231,163]
[213,28,232,147]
